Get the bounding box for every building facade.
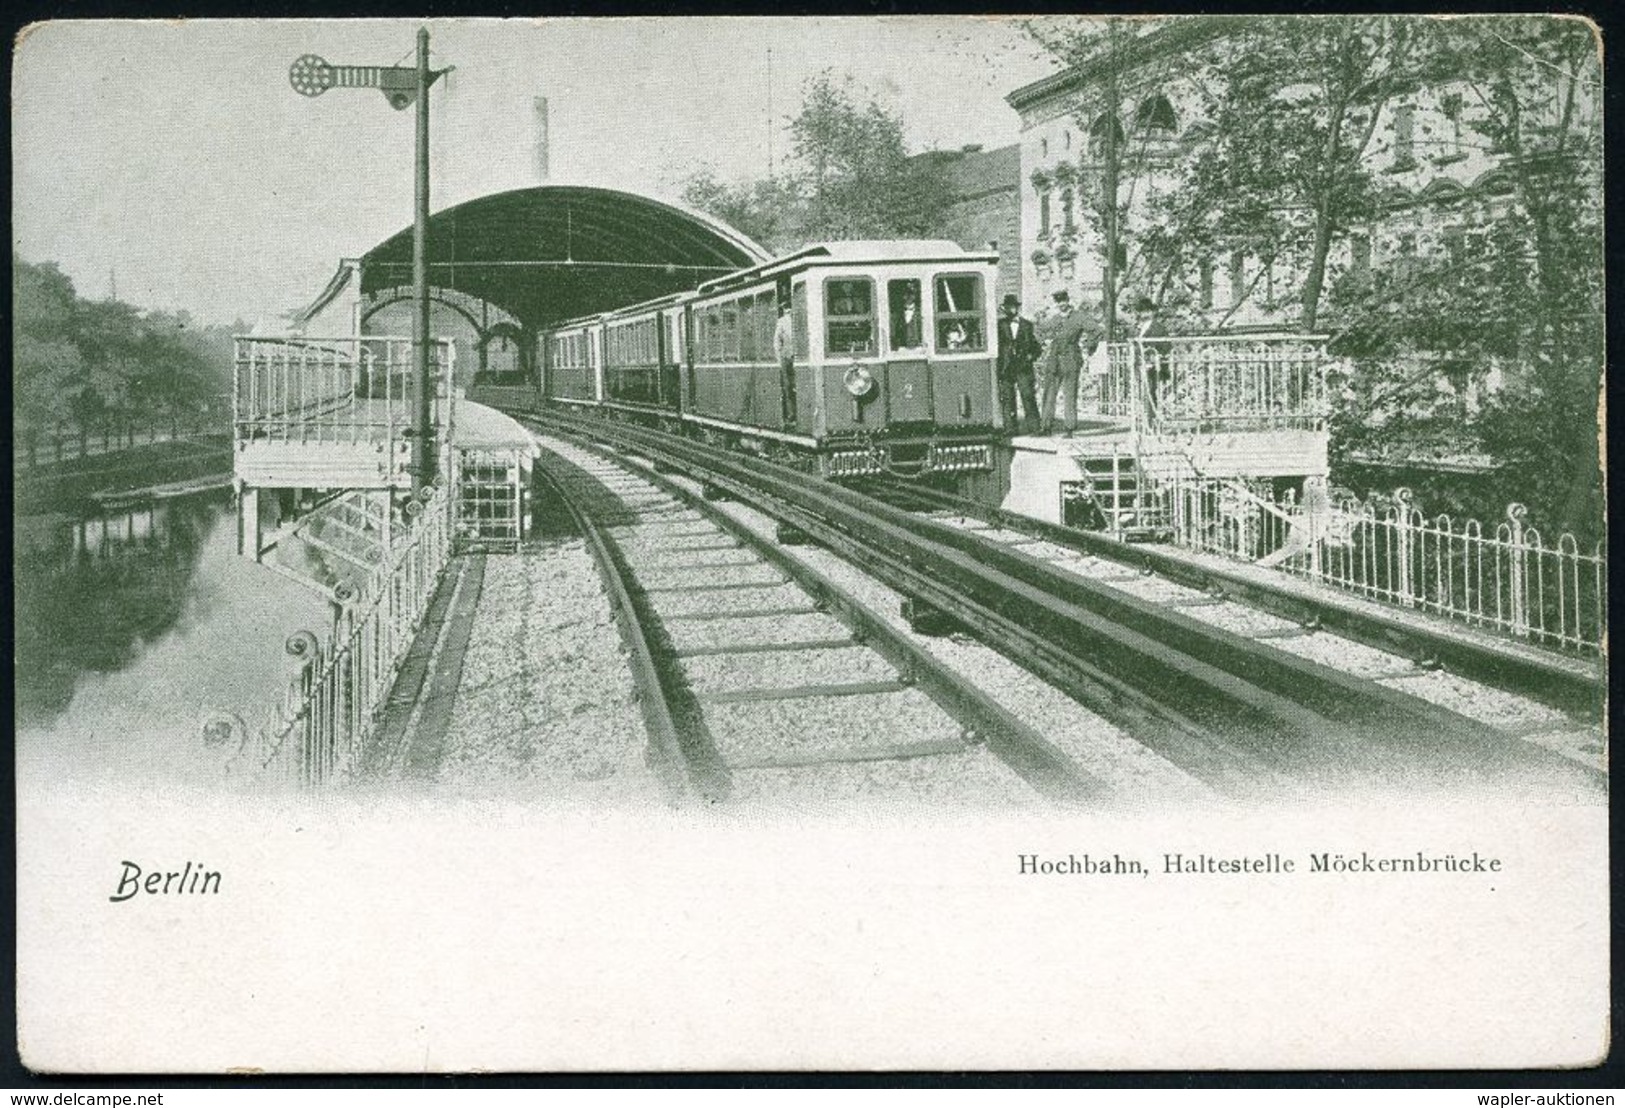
[912,143,1022,306]
[1005,16,1596,350]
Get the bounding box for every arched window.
[1088,113,1125,158]
[1135,94,1177,133]
[1040,136,1049,157]
[1063,129,1072,151]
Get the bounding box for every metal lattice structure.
[454,449,528,552]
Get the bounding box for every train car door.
[817,274,882,436]
[588,327,604,403]
[536,332,550,403]
[882,275,934,426]
[679,306,695,412]
[790,278,814,431]
[652,311,671,409]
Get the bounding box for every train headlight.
[842,365,876,398]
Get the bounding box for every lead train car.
[537,241,1003,478]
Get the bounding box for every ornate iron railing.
[237,482,454,785]
[233,334,455,446]
[1165,478,1606,656]
[1090,333,1331,433]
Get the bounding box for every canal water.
[14,492,333,790]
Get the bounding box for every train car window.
[934,274,986,352]
[887,279,926,352]
[824,278,875,355]
[791,282,809,360]
[720,304,740,363]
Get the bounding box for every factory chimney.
[533,96,550,182]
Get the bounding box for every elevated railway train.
[537,241,1002,479]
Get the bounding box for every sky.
[13,17,1060,325]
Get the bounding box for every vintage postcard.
[12,15,1607,1074]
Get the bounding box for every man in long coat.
[994,294,1042,434]
[1038,290,1101,435]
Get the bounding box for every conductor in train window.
[891,282,925,351]
[775,277,798,426]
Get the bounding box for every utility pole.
[412,26,434,494]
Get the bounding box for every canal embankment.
[14,432,233,516]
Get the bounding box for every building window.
[1060,188,1075,233]
[1135,94,1177,133]
[1392,105,1416,169]
[1229,250,1246,307]
[1439,92,1465,160]
[1040,137,1049,158]
[1443,226,1466,264]
[1396,232,1418,277]
[1350,232,1371,274]
[1064,130,1072,151]
[1039,192,1051,237]
[1088,113,1124,159]
[1198,257,1214,310]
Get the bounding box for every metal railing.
[233,335,455,446]
[1165,477,1606,656]
[1092,333,1331,433]
[241,482,454,785]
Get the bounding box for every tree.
[1031,16,1603,537]
[678,169,801,254]
[1034,17,1425,334]
[1436,17,1603,538]
[673,72,952,254]
[13,255,238,455]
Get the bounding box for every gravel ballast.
[683,646,900,694]
[704,688,965,766]
[431,539,662,806]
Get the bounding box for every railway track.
[856,476,1605,722]
[521,408,1604,801]
[533,439,1093,810]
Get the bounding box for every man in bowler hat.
[995,294,1042,434]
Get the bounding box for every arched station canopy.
[358,185,770,330]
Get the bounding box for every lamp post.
[290,28,450,495]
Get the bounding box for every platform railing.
[245,482,454,786]
[233,335,455,447]
[1164,478,1606,656]
[1096,333,1331,434]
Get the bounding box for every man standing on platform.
[995,294,1042,434]
[1038,290,1100,436]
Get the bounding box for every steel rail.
[536,435,1111,805]
[577,449,1116,805]
[531,459,715,805]
[862,477,1605,721]
[525,408,1602,794]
